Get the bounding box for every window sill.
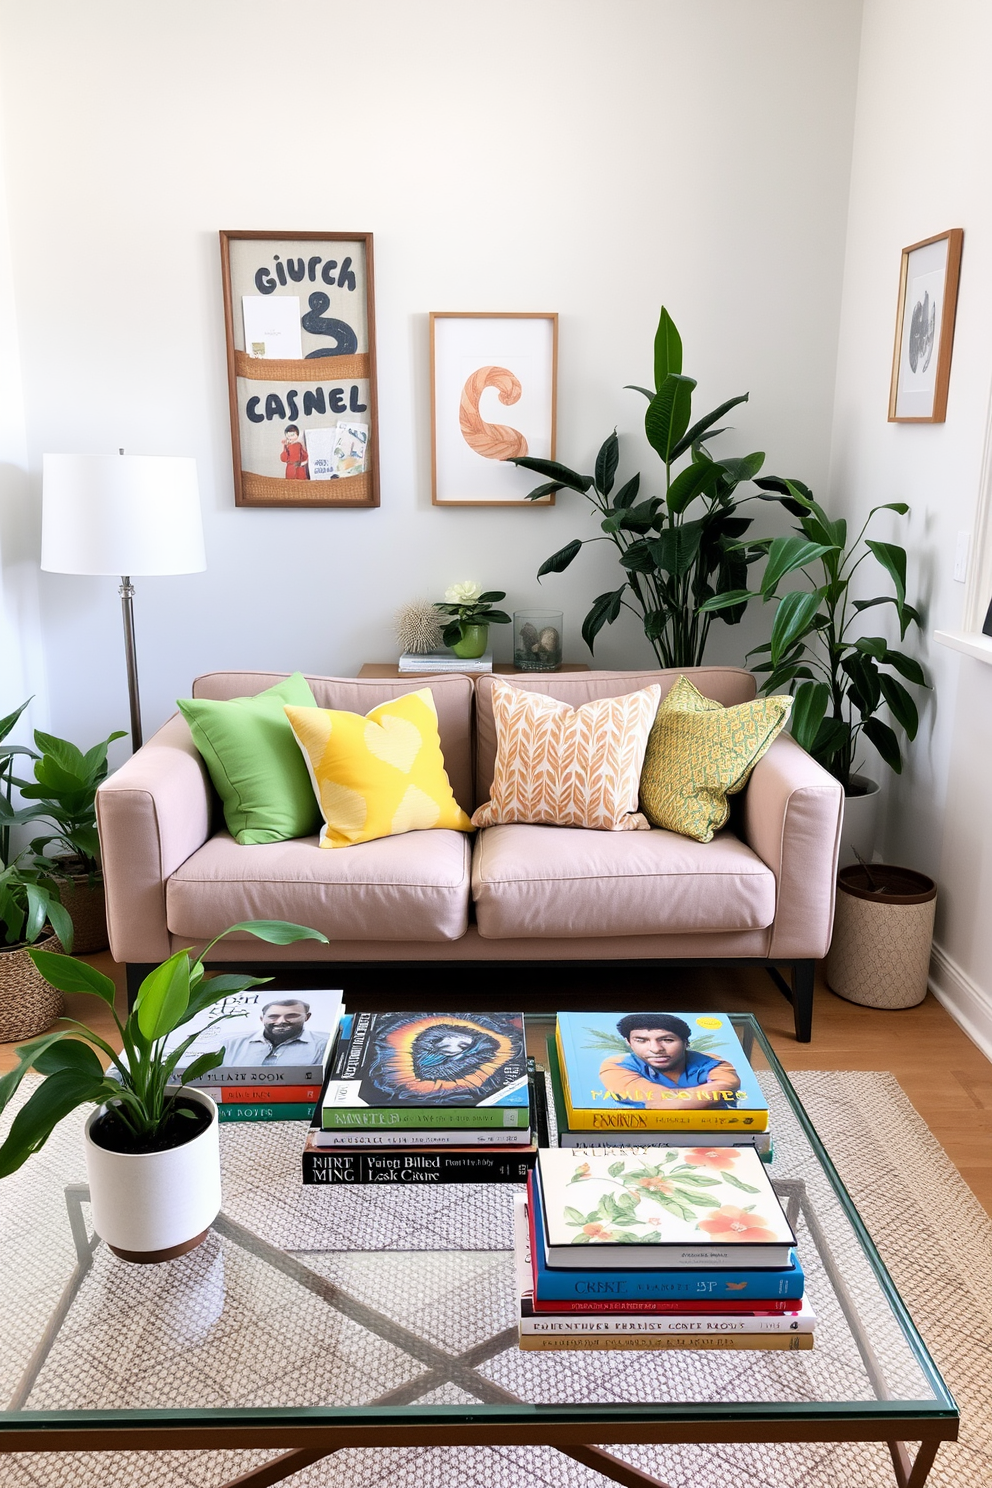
[933,629,992,665]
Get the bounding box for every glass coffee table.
[0,1014,957,1488]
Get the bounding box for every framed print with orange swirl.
[430,312,558,505]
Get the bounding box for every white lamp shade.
[41,453,205,576]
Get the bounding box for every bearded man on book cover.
[599,1014,741,1110]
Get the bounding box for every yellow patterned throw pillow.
[639,675,792,842]
[471,679,661,832]
[284,690,474,848]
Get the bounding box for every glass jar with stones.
[513,610,563,671]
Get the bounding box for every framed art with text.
[219,231,379,507]
[430,312,557,505]
[888,228,963,424]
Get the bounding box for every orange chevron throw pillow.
[471,679,661,832]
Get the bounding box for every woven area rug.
[4,1071,992,1488]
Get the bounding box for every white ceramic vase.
[84,1087,221,1263]
[838,773,881,868]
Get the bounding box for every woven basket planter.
[53,865,109,955]
[826,865,937,1010]
[0,932,65,1042]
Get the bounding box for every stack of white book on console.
[398,650,493,674]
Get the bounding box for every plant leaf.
[506,456,593,493]
[611,473,641,510]
[770,591,822,666]
[653,306,683,387]
[135,950,191,1042]
[27,949,117,1006]
[220,920,329,945]
[524,480,565,501]
[177,1048,226,1085]
[0,1070,113,1178]
[854,635,888,660]
[645,375,696,463]
[670,394,749,463]
[581,588,626,654]
[666,460,716,515]
[624,385,655,402]
[595,432,619,496]
[863,717,902,772]
[759,537,835,596]
[865,540,907,605]
[537,540,583,578]
[884,650,927,686]
[879,674,920,739]
[698,589,756,614]
[649,521,704,578]
[789,681,830,753]
[32,1038,105,1079]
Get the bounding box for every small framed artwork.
[430,312,558,505]
[888,228,963,423]
[219,230,379,507]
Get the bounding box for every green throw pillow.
[178,673,321,845]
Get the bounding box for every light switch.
[954,531,971,584]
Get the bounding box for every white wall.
[829,0,992,1052]
[0,0,862,764]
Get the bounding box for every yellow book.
[518,1331,813,1352]
[555,1016,770,1132]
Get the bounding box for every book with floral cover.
[555,1011,769,1132]
[535,1145,795,1268]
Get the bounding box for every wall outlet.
[954,531,971,584]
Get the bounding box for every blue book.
[527,1173,804,1302]
[556,1011,769,1132]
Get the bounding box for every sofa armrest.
[742,733,843,960]
[96,713,212,963]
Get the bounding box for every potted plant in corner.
[435,581,512,659]
[700,481,927,864]
[0,918,328,1262]
[12,721,125,954]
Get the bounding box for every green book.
[217,1103,316,1122]
[320,1011,530,1131]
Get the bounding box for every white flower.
[444,581,482,605]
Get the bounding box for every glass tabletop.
[0,1013,957,1434]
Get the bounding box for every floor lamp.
[41,452,205,751]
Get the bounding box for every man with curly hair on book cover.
[599,1014,741,1110]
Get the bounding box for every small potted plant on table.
[0,919,327,1262]
[435,582,511,659]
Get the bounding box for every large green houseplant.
[700,481,926,792]
[0,919,329,1261]
[510,308,792,667]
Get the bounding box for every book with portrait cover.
[555,1012,769,1132]
[534,1146,795,1269]
[320,1012,529,1130]
[527,1172,804,1303]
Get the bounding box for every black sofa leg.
[125,963,156,1010]
[792,960,814,1043]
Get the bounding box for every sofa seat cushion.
[472,823,776,939]
[167,829,472,943]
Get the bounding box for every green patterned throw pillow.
[639,676,793,842]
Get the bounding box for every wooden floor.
[4,953,991,1216]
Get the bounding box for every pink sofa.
[96,667,844,1041]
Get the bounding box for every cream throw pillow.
[471,679,661,832]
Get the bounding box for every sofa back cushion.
[192,673,475,818]
[473,668,756,808]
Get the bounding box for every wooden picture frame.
[219,230,379,507]
[888,229,963,424]
[430,312,558,506]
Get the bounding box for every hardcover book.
[301,1132,536,1184]
[218,1102,316,1122]
[545,1038,771,1155]
[527,1173,805,1302]
[555,1012,769,1132]
[320,1012,529,1129]
[535,1146,795,1268]
[161,988,344,1087]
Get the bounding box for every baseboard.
[929,940,992,1062]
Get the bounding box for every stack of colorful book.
[549,1011,772,1158]
[516,1147,813,1351]
[160,988,344,1122]
[302,1011,542,1184]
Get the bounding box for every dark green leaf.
[476,591,505,603]
[789,682,830,752]
[0,1070,112,1178]
[649,521,704,578]
[770,591,823,665]
[843,652,881,714]
[177,1048,226,1085]
[879,674,919,739]
[507,456,593,493]
[595,432,619,496]
[581,588,626,653]
[0,698,32,745]
[624,385,655,402]
[524,481,565,502]
[32,1038,105,1079]
[666,460,716,515]
[645,375,696,463]
[863,717,902,772]
[813,717,849,763]
[619,542,657,575]
[854,636,888,660]
[698,589,756,614]
[759,537,836,596]
[669,394,749,462]
[612,473,641,510]
[643,610,668,640]
[852,595,922,640]
[653,306,683,388]
[27,949,117,1005]
[884,650,927,686]
[537,540,583,578]
[865,540,907,605]
[714,451,765,486]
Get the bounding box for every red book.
[219,1085,321,1103]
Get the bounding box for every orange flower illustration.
[697,1206,779,1243]
[636,1176,675,1194]
[582,1223,613,1240]
[573,1163,591,1181]
[683,1148,740,1171]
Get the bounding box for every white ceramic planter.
[838,773,881,868]
[84,1087,221,1263]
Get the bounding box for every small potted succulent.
[435,582,512,659]
[0,918,327,1262]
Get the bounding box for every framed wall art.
[430,312,557,505]
[219,231,379,507]
[888,228,963,424]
